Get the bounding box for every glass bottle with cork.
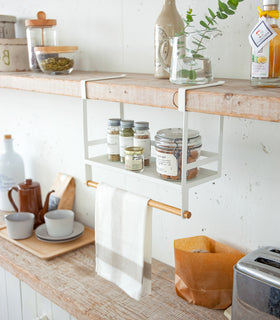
[250,0,280,86]
[119,120,134,163]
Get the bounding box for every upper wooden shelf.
[0,71,279,122]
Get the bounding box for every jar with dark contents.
[155,128,202,180]
[25,11,57,72]
[119,120,134,163]
[107,118,121,161]
[134,121,151,166]
[124,147,144,173]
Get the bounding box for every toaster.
[232,247,280,319]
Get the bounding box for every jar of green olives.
[119,120,134,163]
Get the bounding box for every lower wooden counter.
[0,212,226,320]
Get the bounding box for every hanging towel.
[95,182,152,300]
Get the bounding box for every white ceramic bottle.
[154,0,184,79]
[0,135,25,211]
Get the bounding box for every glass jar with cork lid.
[25,11,57,71]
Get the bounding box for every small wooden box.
[0,38,29,71]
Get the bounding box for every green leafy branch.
[179,0,245,61]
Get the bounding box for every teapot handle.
[8,187,19,212]
[158,39,170,74]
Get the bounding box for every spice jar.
[119,120,134,163]
[124,147,144,173]
[0,15,16,39]
[134,121,151,166]
[25,11,57,71]
[155,128,202,181]
[107,118,121,161]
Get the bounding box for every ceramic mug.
[5,212,34,239]
[44,210,74,237]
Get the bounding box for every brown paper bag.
[174,235,244,309]
[48,173,75,211]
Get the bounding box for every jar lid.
[135,121,149,130]
[120,120,134,128]
[34,46,78,53]
[4,134,12,140]
[125,147,144,155]
[25,11,56,27]
[155,128,202,148]
[18,179,40,190]
[263,0,279,5]
[0,15,16,23]
[108,118,121,126]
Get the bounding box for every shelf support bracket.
[80,74,126,182]
[177,81,225,218]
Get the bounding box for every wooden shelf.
[0,71,279,122]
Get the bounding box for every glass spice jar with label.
[107,118,121,161]
[119,120,134,163]
[155,128,202,181]
[124,147,144,173]
[134,121,151,166]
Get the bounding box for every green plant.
[176,0,245,80]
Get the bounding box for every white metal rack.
[81,77,224,219]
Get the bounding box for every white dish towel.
[95,183,152,300]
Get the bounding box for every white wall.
[1,0,279,267]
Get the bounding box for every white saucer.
[35,221,84,241]
[36,232,83,243]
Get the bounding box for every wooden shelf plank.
[0,71,279,122]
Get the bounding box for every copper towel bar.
[86,180,191,219]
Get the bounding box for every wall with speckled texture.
[0,0,279,266]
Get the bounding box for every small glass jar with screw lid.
[134,121,151,166]
[107,118,121,161]
[119,120,134,163]
[124,147,144,173]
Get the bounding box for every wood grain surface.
[0,212,226,320]
[0,226,95,259]
[0,71,279,122]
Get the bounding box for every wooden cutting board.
[0,226,95,260]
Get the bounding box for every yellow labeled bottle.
[251,0,280,86]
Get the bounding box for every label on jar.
[125,157,143,171]
[107,133,119,155]
[119,136,133,158]
[134,138,151,160]
[156,151,178,176]
[252,45,269,78]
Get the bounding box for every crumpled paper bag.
[174,235,244,309]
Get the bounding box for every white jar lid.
[263,0,279,5]
[0,15,16,23]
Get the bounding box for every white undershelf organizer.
[81,78,224,219]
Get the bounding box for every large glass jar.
[134,121,151,166]
[119,120,134,163]
[155,128,202,180]
[107,118,120,162]
[25,11,57,72]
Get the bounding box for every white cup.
[5,212,34,240]
[44,210,74,237]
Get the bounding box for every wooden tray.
[0,225,95,260]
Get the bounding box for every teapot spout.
[39,190,55,221]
